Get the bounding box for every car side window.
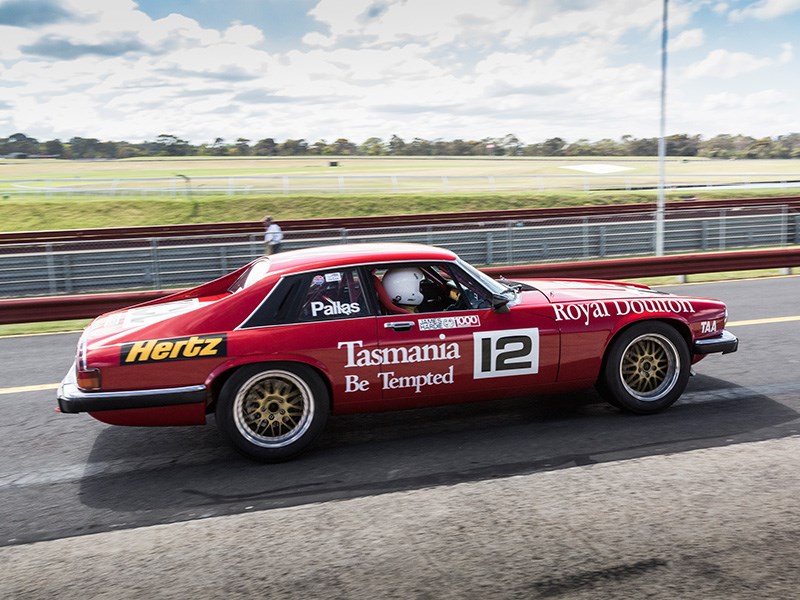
[298,268,371,321]
[371,263,493,314]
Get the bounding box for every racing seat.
[372,274,411,314]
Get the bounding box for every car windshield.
[456,258,514,297]
[229,258,271,293]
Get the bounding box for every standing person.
[263,215,283,255]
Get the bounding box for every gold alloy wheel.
[233,370,314,448]
[619,333,680,402]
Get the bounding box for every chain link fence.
[0,205,796,299]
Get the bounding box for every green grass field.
[1,156,799,231]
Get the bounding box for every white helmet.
[382,268,425,306]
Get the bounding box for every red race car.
[58,243,738,461]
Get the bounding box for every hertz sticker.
[121,334,227,364]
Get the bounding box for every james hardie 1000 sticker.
[419,315,480,331]
[473,328,539,379]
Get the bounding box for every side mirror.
[492,293,510,313]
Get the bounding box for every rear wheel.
[599,322,690,414]
[215,363,329,462]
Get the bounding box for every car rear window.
[229,259,271,293]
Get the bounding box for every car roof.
[265,242,458,275]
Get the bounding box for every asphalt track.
[1,277,799,598]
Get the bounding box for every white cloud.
[730,0,800,21]
[0,0,798,143]
[669,28,704,52]
[685,48,774,79]
[713,2,729,15]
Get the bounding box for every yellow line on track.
[0,383,59,395]
[728,316,800,327]
[1,316,797,396]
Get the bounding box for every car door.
[373,263,559,407]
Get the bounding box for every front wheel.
[598,322,690,414]
[215,363,330,462]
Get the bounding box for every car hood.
[514,278,670,304]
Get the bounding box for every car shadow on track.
[74,376,798,520]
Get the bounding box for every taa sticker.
[701,320,718,334]
[473,328,539,379]
[419,315,481,331]
[121,334,227,364]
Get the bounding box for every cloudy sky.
[0,0,797,145]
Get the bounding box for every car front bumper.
[693,329,738,355]
[57,363,207,414]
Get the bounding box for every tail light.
[77,367,101,391]
[76,335,101,390]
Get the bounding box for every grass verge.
[2,187,799,231]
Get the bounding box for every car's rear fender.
[204,355,334,413]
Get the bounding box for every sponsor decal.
[338,339,460,368]
[339,338,460,393]
[701,320,718,334]
[419,315,481,331]
[473,328,539,379]
[553,298,695,327]
[310,299,361,317]
[325,272,342,282]
[121,334,227,364]
[312,275,325,286]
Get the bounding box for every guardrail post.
[488,176,495,192]
[442,176,449,191]
[283,176,289,195]
[149,239,162,288]
[426,225,433,246]
[339,175,345,192]
[249,234,261,259]
[780,205,788,246]
[701,220,708,251]
[391,175,398,191]
[220,245,228,275]
[340,228,348,244]
[582,217,589,259]
[719,209,726,250]
[599,226,607,258]
[507,222,514,264]
[486,231,494,265]
[45,243,58,295]
[795,214,800,245]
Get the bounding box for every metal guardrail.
[0,205,796,300]
[1,247,798,325]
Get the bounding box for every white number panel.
[472,328,540,379]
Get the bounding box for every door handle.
[384,321,415,331]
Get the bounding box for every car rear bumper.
[693,329,738,355]
[57,364,206,414]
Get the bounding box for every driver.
[382,268,425,312]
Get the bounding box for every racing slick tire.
[599,321,690,415]
[215,362,330,462]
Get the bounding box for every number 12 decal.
[473,328,539,379]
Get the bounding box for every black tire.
[215,362,330,462]
[598,322,690,414]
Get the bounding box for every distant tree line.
[2,131,800,160]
